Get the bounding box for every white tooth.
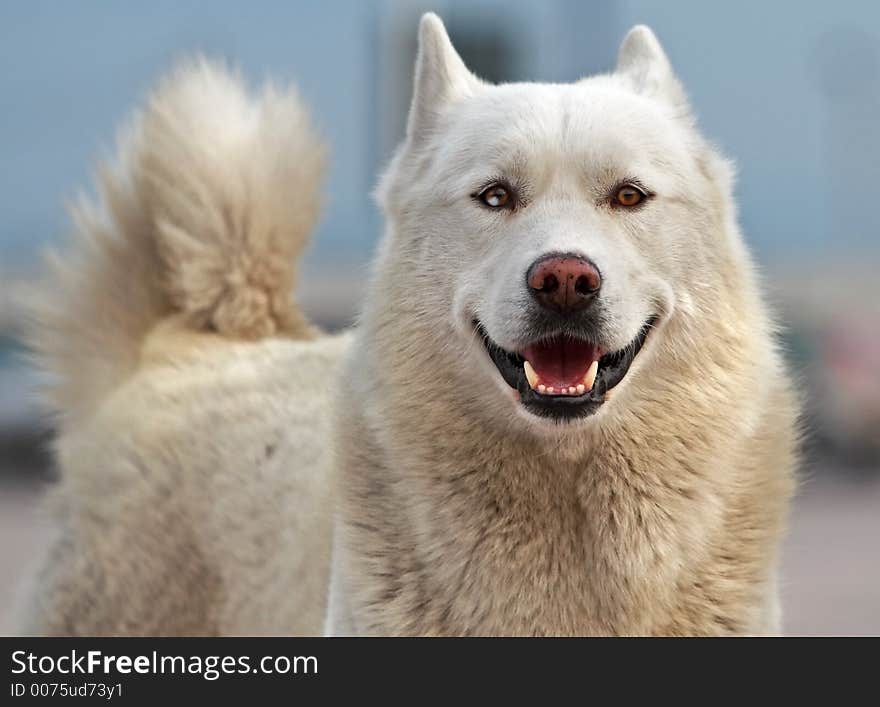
[583,360,599,391]
[523,360,539,389]
[567,387,575,394]
[538,384,546,394]
[576,384,585,395]
[546,386,555,394]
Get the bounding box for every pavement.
[779,470,880,635]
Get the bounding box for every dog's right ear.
[615,25,688,109]
[406,13,479,143]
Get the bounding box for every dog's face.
[376,15,734,428]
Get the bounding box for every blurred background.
[1,0,878,634]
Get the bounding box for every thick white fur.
[20,16,797,636]
[20,59,347,635]
[329,15,797,635]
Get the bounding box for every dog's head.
[373,14,742,429]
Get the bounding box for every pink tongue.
[522,338,600,389]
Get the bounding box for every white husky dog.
[20,14,797,636]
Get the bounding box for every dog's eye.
[613,184,647,208]
[477,183,514,209]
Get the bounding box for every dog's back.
[19,60,346,635]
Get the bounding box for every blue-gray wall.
[1,0,878,271]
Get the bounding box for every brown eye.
[478,184,513,209]
[614,184,646,208]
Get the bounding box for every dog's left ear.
[615,26,688,109]
[406,13,480,143]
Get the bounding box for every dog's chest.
[345,459,694,635]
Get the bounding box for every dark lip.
[475,316,658,422]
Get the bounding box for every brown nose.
[526,254,601,314]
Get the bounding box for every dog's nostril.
[575,274,597,296]
[542,274,559,293]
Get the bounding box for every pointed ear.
[406,13,479,141]
[616,25,687,108]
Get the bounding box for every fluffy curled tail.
[25,58,325,422]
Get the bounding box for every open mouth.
[475,317,657,421]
